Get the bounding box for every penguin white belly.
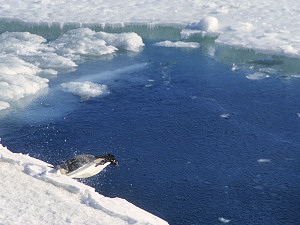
[67,162,111,178]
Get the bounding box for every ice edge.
[0,144,169,225]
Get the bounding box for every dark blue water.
[1,39,300,225]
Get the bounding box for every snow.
[0,144,168,225]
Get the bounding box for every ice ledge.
[0,144,168,225]
[2,16,299,60]
[0,17,185,30]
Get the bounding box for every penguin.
[53,154,118,178]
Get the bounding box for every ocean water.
[1,28,300,225]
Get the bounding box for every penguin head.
[102,154,118,166]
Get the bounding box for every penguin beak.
[112,161,118,166]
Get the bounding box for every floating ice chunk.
[291,74,300,78]
[26,52,77,72]
[61,81,110,99]
[0,29,144,110]
[219,217,231,223]
[154,40,200,48]
[0,31,77,74]
[0,101,10,110]
[0,31,79,109]
[220,113,230,119]
[145,84,154,88]
[257,159,271,163]
[188,16,219,32]
[0,31,51,55]
[246,72,270,80]
[50,28,117,57]
[259,68,277,75]
[231,63,238,72]
[0,74,48,101]
[0,55,48,101]
[95,31,145,52]
[0,55,39,76]
[50,28,144,57]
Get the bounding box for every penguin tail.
[48,165,59,170]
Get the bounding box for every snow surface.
[0,144,168,225]
[0,0,299,58]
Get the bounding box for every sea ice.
[246,72,270,80]
[49,28,118,57]
[94,31,145,52]
[220,113,230,119]
[0,55,49,101]
[0,101,10,110]
[219,217,231,223]
[257,159,271,163]
[50,28,144,57]
[61,81,110,99]
[0,28,144,110]
[291,74,300,78]
[154,40,200,48]
[0,0,300,58]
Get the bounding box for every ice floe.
[61,81,110,99]
[246,72,270,80]
[0,55,48,102]
[0,101,10,110]
[257,159,271,163]
[94,31,145,52]
[154,40,200,48]
[49,28,118,57]
[0,28,144,111]
[219,217,231,223]
[220,113,230,119]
